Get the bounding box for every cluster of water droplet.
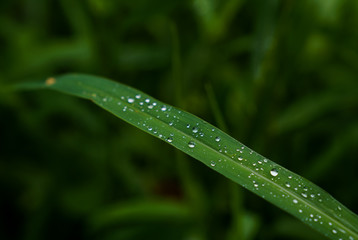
[95,92,357,240]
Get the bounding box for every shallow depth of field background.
[1,1,358,240]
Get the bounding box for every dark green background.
[1,0,358,239]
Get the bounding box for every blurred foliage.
[1,0,358,239]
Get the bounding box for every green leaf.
[16,74,358,240]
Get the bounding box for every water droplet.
[186,124,190,128]
[301,193,308,198]
[298,209,303,213]
[238,156,243,161]
[332,229,337,234]
[167,137,173,143]
[285,182,291,188]
[192,127,199,133]
[161,106,167,111]
[103,98,107,102]
[270,168,279,177]
[188,141,196,148]
[135,94,141,99]
[145,98,150,103]
[210,161,216,167]
[169,122,173,126]
[293,199,298,204]
[215,136,221,142]
[127,98,134,103]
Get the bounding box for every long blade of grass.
[16,74,358,240]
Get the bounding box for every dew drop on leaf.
[215,136,221,142]
[210,161,216,167]
[270,168,279,177]
[293,199,298,204]
[192,127,198,133]
[135,94,141,99]
[127,98,134,103]
[161,106,167,111]
[167,137,173,143]
[188,141,196,148]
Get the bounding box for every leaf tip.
[45,77,56,86]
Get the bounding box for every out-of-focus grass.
[1,0,358,239]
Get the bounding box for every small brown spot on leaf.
[45,77,56,86]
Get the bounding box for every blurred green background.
[1,0,358,239]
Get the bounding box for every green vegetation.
[15,73,358,240]
[1,1,358,240]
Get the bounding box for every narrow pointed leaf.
[16,74,358,240]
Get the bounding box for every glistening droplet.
[270,168,279,177]
[188,141,196,148]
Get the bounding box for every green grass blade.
[17,74,358,240]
